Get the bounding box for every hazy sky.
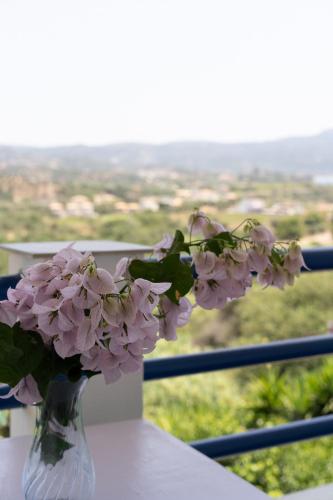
[1,0,333,146]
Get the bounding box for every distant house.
[176,188,220,204]
[231,198,266,213]
[139,197,159,212]
[114,201,139,213]
[49,201,66,217]
[93,193,117,205]
[66,195,96,217]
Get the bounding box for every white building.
[66,195,96,217]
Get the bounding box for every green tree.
[272,216,304,240]
[304,212,325,235]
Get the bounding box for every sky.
[0,0,333,146]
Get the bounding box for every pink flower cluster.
[0,210,306,405]
[0,247,191,403]
[154,210,306,311]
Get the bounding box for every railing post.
[0,240,151,436]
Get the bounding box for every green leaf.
[0,322,45,387]
[214,231,236,247]
[0,321,85,397]
[32,353,82,398]
[204,239,221,256]
[0,323,24,386]
[129,254,194,304]
[204,231,237,255]
[40,433,74,466]
[270,248,285,267]
[12,324,45,375]
[32,354,56,398]
[168,230,191,255]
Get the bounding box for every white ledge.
[282,484,333,499]
[0,419,269,500]
[0,240,152,257]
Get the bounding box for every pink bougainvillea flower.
[96,350,123,384]
[114,257,130,282]
[153,233,174,260]
[2,375,42,405]
[53,247,90,274]
[159,296,192,341]
[283,243,308,275]
[83,267,116,295]
[120,352,143,374]
[248,249,270,274]
[188,210,208,235]
[194,279,227,310]
[249,225,276,251]
[193,251,227,281]
[0,300,17,327]
[257,265,288,289]
[188,209,226,238]
[24,262,58,284]
[130,278,171,313]
[193,251,217,276]
[223,250,250,281]
[72,287,101,309]
[102,296,120,326]
[53,330,80,359]
[202,220,226,239]
[118,295,137,325]
[75,317,98,352]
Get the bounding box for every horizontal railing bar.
[0,386,23,410]
[144,334,333,380]
[300,247,333,271]
[190,414,333,458]
[0,274,21,301]
[4,334,333,408]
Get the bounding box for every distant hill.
[1,130,333,173]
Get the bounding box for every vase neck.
[37,375,87,426]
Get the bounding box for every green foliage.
[32,353,82,398]
[213,272,333,346]
[129,254,194,303]
[168,230,190,255]
[0,323,45,387]
[40,432,74,467]
[99,212,181,245]
[272,216,304,240]
[223,437,333,498]
[144,371,244,442]
[304,212,325,235]
[0,411,8,437]
[245,359,333,426]
[145,272,333,496]
[0,322,83,398]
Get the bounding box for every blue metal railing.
[1,247,333,459]
[191,414,333,458]
[144,334,333,380]
[0,385,22,410]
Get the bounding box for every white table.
[283,484,333,499]
[0,419,269,499]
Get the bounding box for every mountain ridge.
[1,129,333,173]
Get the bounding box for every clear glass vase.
[22,375,95,500]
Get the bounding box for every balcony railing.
[1,247,333,459]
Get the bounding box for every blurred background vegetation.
[1,170,333,497]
